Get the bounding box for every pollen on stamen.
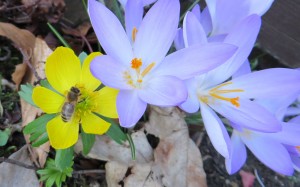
[131,58,142,69]
[132,27,138,42]
[230,97,240,107]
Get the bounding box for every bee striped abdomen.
[61,102,75,122]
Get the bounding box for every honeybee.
[61,87,81,122]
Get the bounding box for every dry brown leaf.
[12,63,28,88]
[0,22,35,52]
[62,22,92,37]
[19,38,53,167]
[78,106,206,187]
[75,131,153,166]
[0,146,39,187]
[0,22,36,88]
[145,106,207,187]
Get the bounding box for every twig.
[80,34,93,53]
[0,157,38,170]
[19,48,42,81]
[72,169,105,175]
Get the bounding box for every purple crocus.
[205,0,274,35]
[175,11,300,158]
[88,0,237,128]
[226,100,300,176]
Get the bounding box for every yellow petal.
[81,112,111,134]
[80,52,102,92]
[92,87,119,118]
[47,115,79,149]
[32,86,64,113]
[45,47,81,94]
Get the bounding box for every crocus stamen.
[296,146,300,153]
[131,58,142,69]
[132,27,138,42]
[209,82,244,107]
[141,62,155,77]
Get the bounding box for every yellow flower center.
[124,58,155,89]
[199,82,244,107]
[61,85,96,123]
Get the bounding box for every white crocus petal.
[133,0,180,65]
[200,102,231,158]
[88,0,133,65]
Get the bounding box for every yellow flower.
[32,47,118,149]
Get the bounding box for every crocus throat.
[200,82,244,107]
[124,58,155,88]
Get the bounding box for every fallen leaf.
[12,64,28,89]
[79,106,207,187]
[0,146,39,187]
[239,170,256,187]
[145,106,207,187]
[62,22,92,37]
[0,22,35,52]
[19,38,53,167]
[75,131,153,166]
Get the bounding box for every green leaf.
[32,133,49,147]
[105,0,124,26]
[126,133,136,160]
[47,22,71,48]
[38,158,73,187]
[0,128,11,146]
[18,84,36,107]
[78,52,88,66]
[24,114,56,135]
[55,146,74,171]
[93,112,127,144]
[81,129,95,155]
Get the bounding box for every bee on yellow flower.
[32,47,118,149]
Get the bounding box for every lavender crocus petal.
[174,28,185,50]
[200,102,231,158]
[207,34,226,42]
[248,0,274,15]
[267,122,300,146]
[142,0,156,6]
[138,75,187,106]
[88,0,133,65]
[225,131,247,174]
[134,0,179,65]
[205,14,261,85]
[210,99,282,132]
[224,68,300,99]
[241,134,294,176]
[125,0,143,43]
[117,90,147,127]
[232,60,251,78]
[90,55,131,90]
[200,7,212,35]
[212,0,249,35]
[183,12,207,47]
[289,115,300,123]
[285,145,300,156]
[292,156,300,172]
[154,43,237,80]
[118,0,127,7]
[256,93,298,120]
[285,107,300,117]
[179,78,200,113]
[191,4,201,21]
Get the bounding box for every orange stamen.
[141,62,155,77]
[209,82,243,107]
[132,27,138,42]
[131,58,142,69]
